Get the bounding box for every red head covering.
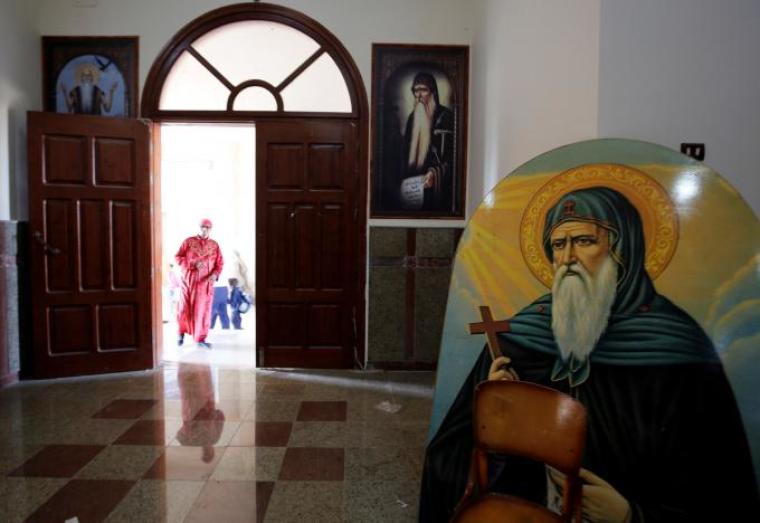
[199,218,213,228]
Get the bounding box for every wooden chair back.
[473,380,587,476]
[452,380,587,522]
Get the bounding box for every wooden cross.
[468,306,510,360]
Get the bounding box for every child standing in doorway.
[228,278,245,330]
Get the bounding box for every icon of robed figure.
[399,72,454,212]
[59,62,118,115]
[420,186,759,522]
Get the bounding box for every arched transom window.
[158,20,353,113]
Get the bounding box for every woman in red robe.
[175,218,224,348]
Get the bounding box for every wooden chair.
[451,380,587,523]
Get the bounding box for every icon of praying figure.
[59,63,118,115]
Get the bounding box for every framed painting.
[42,36,139,118]
[371,44,469,218]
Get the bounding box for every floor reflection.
[176,359,226,463]
[0,360,434,522]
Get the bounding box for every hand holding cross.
[469,306,518,381]
[468,306,510,360]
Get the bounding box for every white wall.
[469,0,600,217]
[0,0,40,220]
[599,0,760,216]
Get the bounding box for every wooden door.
[27,111,154,378]
[256,119,362,368]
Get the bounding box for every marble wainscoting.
[0,220,24,387]
[368,227,462,369]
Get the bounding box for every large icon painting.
[420,139,760,521]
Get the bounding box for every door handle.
[33,230,62,256]
[290,212,295,219]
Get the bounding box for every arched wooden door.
[142,3,368,368]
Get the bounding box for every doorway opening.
[160,123,256,367]
[142,3,369,369]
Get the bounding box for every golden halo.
[519,163,679,288]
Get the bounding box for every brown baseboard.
[0,371,19,388]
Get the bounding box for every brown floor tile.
[229,421,292,447]
[296,400,347,421]
[143,446,223,481]
[8,445,105,478]
[279,447,344,481]
[184,480,272,523]
[24,479,135,523]
[92,399,158,419]
[114,419,179,445]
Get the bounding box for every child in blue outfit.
[228,278,245,330]
[210,285,230,329]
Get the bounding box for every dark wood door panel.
[43,135,88,185]
[44,199,77,292]
[28,111,153,378]
[257,119,360,368]
[94,137,136,187]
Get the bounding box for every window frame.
[141,3,365,120]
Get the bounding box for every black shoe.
[178,334,184,346]
[198,341,212,349]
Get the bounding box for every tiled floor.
[0,360,434,522]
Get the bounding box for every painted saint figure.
[175,219,224,349]
[59,63,117,115]
[401,73,454,212]
[420,187,759,522]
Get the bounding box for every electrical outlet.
[680,143,705,161]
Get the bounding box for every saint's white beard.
[80,83,94,113]
[551,255,617,361]
[407,98,436,169]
